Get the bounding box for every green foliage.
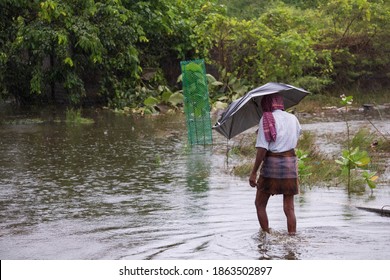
[296,149,312,181]
[335,147,377,191]
[362,170,378,190]
[296,131,340,186]
[340,94,353,106]
[351,128,375,150]
[1,0,142,105]
[142,85,184,114]
[293,75,333,94]
[215,69,251,100]
[205,69,251,111]
[178,68,250,112]
[335,147,371,173]
[1,0,389,110]
[336,94,378,193]
[193,5,322,86]
[65,108,94,124]
[319,0,390,88]
[217,0,321,18]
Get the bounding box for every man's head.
[261,93,284,112]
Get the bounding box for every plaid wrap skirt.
[257,149,299,195]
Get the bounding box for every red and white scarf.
[261,94,284,142]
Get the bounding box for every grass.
[351,128,390,178]
[346,88,390,106]
[295,94,340,113]
[295,128,388,190]
[295,88,390,113]
[227,135,256,177]
[65,108,95,124]
[1,118,45,125]
[296,131,340,187]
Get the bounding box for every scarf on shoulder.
[261,94,284,142]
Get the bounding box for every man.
[249,93,301,235]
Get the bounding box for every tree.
[1,0,142,106]
[194,4,319,87]
[0,0,226,107]
[1,0,389,108]
[319,0,390,88]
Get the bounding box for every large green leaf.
[168,92,184,106]
[144,96,159,107]
[161,91,172,103]
[355,157,370,166]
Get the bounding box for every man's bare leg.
[255,189,271,233]
[283,194,296,234]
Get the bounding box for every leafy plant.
[336,94,378,193]
[199,70,251,111]
[296,149,312,181]
[335,147,371,173]
[142,85,184,114]
[362,171,378,190]
[65,108,94,124]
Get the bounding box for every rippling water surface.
[1,108,389,260]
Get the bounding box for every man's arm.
[249,147,267,188]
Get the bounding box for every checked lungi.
[257,149,299,195]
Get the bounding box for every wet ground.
[0,106,389,260]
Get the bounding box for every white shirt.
[255,110,301,152]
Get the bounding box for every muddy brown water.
[0,106,389,259]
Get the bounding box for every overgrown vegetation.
[65,108,94,124]
[1,0,389,112]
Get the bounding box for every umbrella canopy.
[213,82,309,139]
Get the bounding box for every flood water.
[0,106,389,260]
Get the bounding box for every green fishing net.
[180,59,213,145]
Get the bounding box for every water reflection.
[186,147,212,194]
[0,109,390,259]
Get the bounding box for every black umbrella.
[213,82,309,139]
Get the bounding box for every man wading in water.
[249,93,301,235]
